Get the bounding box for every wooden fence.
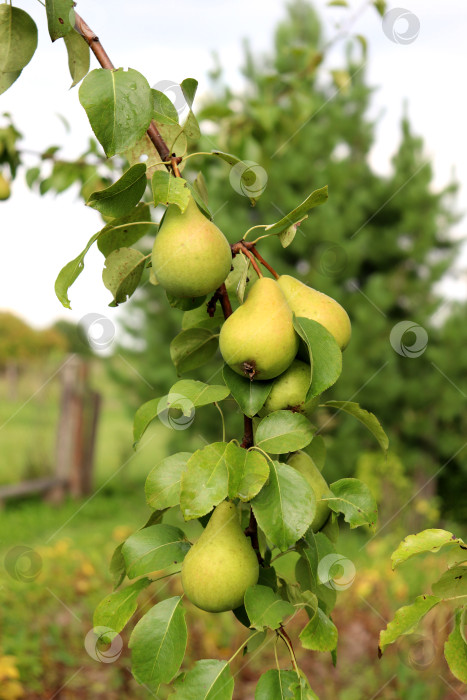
[0,356,101,505]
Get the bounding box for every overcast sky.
[1,0,466,331]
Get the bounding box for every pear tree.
[2,1,466,695]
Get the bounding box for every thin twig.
[74,12,179,173]
[251,247,279,279]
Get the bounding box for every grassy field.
[0,361,465,699]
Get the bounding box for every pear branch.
[231,240,279,279]
[74,12,181,173]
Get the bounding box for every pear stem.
[250,247,280,280]
[278,627,299,674]
[74,12,182,175]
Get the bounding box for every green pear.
[219,277,299,380]
[181,501,259,613]
[287,450,331,531]
[259,360,319,416]
[152,196,232,298]
[278,275,351,350]
[0,173,11,201]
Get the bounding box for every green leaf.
[180,78,198,107]
[244,585,294,630]
[102,247,146,307]
[328,0,349,5]
[211,150,243,166]
[55,230,101,309]
[322,401,388,451]
[264,186,328,236]
[180,442,229,519]
[255,411,314,454]
[0,6,38,72]
[45,0,74,41]
[445,610,467,684]
[293,317,342,399]
[299,599,338,652]
[379,595,440,654]
[109,542,126,589]
[172,659,234,700]
[222,365,273,418]
[87,164,147,218]
[169,380,230,407]
[129,596,187,686]
[122,524,190,579]
[170,328,219,374]
[295,533,337,615]
[324,478,377,529]
[182,109,201,141]
[63,29,90,87]
[244,630,267,655]
[432,566,467,602]
[391,529,465,569]
[279,217,307,248]
[0,68,22,95]
[187,177,212,219]
[145,452,192,510]
[252,461,315,551]
[97,203,153,257]
[167,293,206,311]
[79,68,153,157]
[225,442,269,501]
[152,88,179,125]
[255,670,298,700]
[152,171,190,211]
[374,0,387,17]
[93,577,151,638]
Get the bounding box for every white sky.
[1,0,466,331]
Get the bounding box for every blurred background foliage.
[1,1,466,698]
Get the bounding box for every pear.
[259,360,319,416]
[0,173,11,201]
[219,278,299,380]
[287,450,331,531]
[152,195,232,298]
[181,501,259,613]
[277,275,351,350]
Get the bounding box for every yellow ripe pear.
[0,173,11,201]
[277,275,351,350]
[219,277,299,380]
[152,196,232,298]
[181,501,259,613]
[259,360,319,416]
[287,450,331,531]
